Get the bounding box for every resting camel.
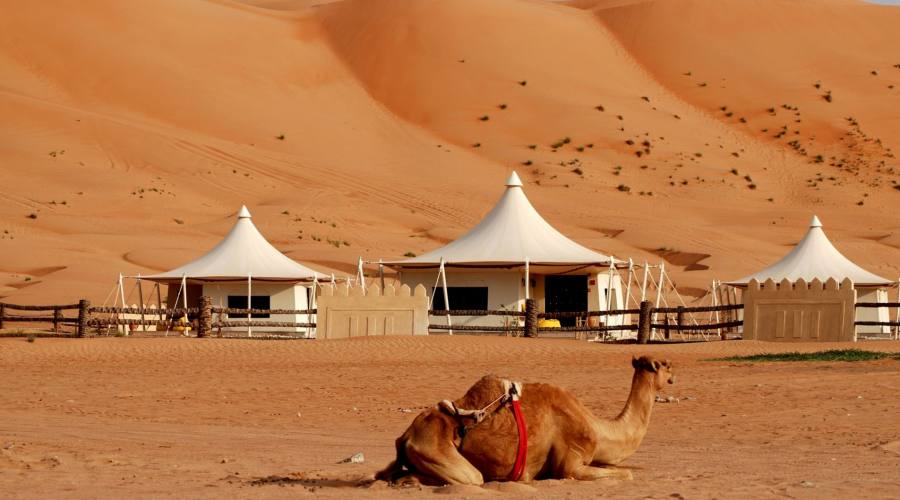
[376,355,674,485]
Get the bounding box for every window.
[432,287,489,310]
[227,295,271,318]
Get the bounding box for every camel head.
[631,355,675,390]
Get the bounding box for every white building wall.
[856,287,891,336]
[202,282,312,335]
[400,269,524,329]
[400,268,626,331]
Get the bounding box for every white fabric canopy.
[386,171,614,268]
[143,206,324,282]
[729,215,890,287]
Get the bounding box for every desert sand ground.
[1,335,898,499]
[2,0,900,304]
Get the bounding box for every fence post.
[77,299,90,338]
[524,298,537,338]
[53,307,61,334]
[0,303,4,330]
[676,305,685,337]
[637,300,652,344]
[663,315,670,340]
[198,296,212,338]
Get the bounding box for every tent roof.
[143,206,324,282]
[728,215,891,287]
[385,172,614,268]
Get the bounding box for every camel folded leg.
[405,441,484,486]
[555,449,633,481]
[569,464,633,481]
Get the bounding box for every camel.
[375,355,674,485]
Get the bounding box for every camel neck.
[588,369,658,465]
[615,370,656,426]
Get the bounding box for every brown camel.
[376,355,674,485]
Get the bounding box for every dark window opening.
[432,287,489,311]
[227,295,271,318]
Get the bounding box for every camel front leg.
[405,441,484,486]
[555,449,633,481]
[568,464,633,481]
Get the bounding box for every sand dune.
[0,0,898,304]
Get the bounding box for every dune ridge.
[0,0,898,303]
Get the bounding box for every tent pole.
[247,274,252,338]
[118,273,126,308]
[640,261,649,302]
[623,258,634,309]
[310,277,318,339]
[895,279,900,339]
[181,275,188,309]
[605,261,616,336]
[137,275,145,333]
[524,258,530,300]
[331,273,336,286]
[379,259,385,291]
[357,257,366,295]
[712,280,720,338]
[440,258,452,335]
[653,263,665,339]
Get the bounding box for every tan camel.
[376,355,674,485]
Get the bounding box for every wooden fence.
[9,295,897,341]
[855,302,900,339]
[429,300,744,343]
[0,301,82,335]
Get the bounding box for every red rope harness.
[509,389,528,481]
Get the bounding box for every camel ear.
[651,360,661,372]
[631,356,639,369]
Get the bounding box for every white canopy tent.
[145,206,324,283]
[728,216,891,287]
[138,206,326,336]
[727,215,896,335]
[385,172,626,332]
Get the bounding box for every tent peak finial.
[505,171,523,188]
[238,205,252,219]
[809,215,822,228]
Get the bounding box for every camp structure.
[727,215,896,336]
[141,206,325,336]
[384,171,627,332]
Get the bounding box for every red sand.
[1,335,898,498]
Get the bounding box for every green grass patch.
[709,349,900,363]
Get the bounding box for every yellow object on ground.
[174,315,191,332]
[538,319,560,328]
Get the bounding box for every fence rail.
[211,308,316,315]
[429,309,525,317]
[428,299,743,342]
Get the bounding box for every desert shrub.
[616,184,630,192]
[709,349,899,362]
[404,252,416,258]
